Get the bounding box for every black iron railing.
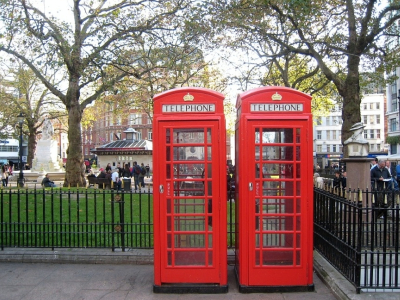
[0,188,236,251]
[0,188,153,251]
[314,185,400,293]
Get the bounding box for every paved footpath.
[0,249,399,300]
[0,263,336,300]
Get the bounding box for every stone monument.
[342,122,373,194]
[31,118,63,176]
[343,122,369,157]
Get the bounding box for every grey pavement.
[0,249,399,300]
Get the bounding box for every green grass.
[1,188,236,249]
[1,188,153,248]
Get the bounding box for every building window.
[317,145,322,152]
[332,130,337,140]
[316,117,322,125]
[136,130,142,140]
[390,119,397,132]
[332,145,337,152]
[369,115,374,125]
[376,115,380,124]
[363,115,368,124]
[391,88,398,112]
[370,130,374,139]
[317,131,321,139]
[370,144,375,151]
[326,117,330,126]
[364,131,368,139]
[136,114,142,125]
[129,113,135,126]
[377,129,381,139]
[369,103,373,110]
[148,131,153,140]
[363,104,367,110]
[391,144,397,155]
[376,102,380,110]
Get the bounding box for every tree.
[212,0,400,156]
[0,0,193,186]
[82,44,229,129]
[0,66,65,166]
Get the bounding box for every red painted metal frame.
[235,86,314,290]
[153,88,227,291]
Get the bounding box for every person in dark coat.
[371,159,391,190]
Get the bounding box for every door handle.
[159,185,164,194]
[249,182,253,191]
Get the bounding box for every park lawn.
[1,188,235,248]
[1,188,153,248]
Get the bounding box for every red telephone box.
[235,87,314,292]
[153,87,228,293]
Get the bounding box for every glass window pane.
[260,250,293,265]
[174,234,206,248]
[175,251,206,266]
[173,146,204,161]
[262,128,293,143]
[262,146,294,160]
[173,128,204,143]
[174,199,205,213]
[174,216,205,231]
[255,128,260,143]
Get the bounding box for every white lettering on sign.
[162,104,216,113]
[250,103,303,112]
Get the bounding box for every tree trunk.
[63,101,86,187]
[341,61,361,158]
[27,130,37,168]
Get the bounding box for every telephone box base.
[153,284,228,294]
[235,267,315,293]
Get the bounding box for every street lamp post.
[17,112,25,188]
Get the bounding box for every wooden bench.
[87,176,112,189]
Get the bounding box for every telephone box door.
[157,120,223,284]
[245,119,313,286]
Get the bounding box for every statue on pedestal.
[31,118,63,175]
[343,122,369,157]
[42,118,54,140]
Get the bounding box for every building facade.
[386,67,400,155]
[314,93,386,169]
[82,106,152,162]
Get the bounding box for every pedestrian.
[332,170,342,189]
[41,174,57,188]
[370,157,378,170]
[371,159,391,190]
[111,169,122,190]
[131,161,140,191]
[341,171,347,189]
[385,160,396,178]
[1,165,8,187]
[145,164,150,178]
[139,163,146,189]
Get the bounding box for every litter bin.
[123,178,131,191]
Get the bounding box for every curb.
[0,248,154,265]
